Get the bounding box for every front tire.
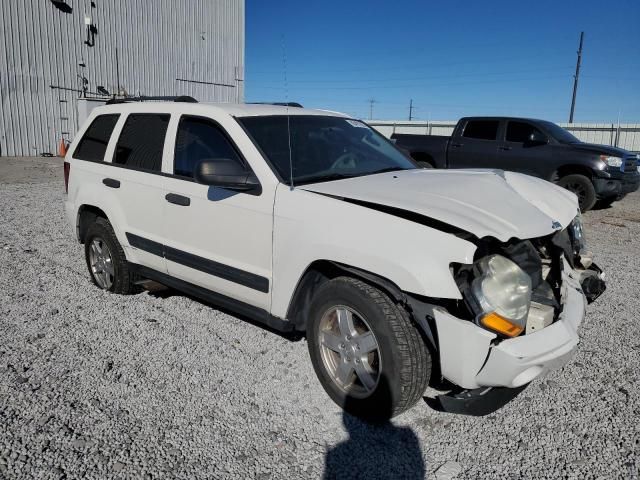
[558,174,596,211]
[84,217,140,294]
[307,277,431,421]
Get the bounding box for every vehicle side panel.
[270,185,477,319]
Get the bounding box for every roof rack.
[105,95,198,105]
[248,102,303,108]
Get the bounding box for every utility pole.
[368,98,376,120]
[569,31,584,124]
[409,99,414,121]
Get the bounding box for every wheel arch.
[552,164,594,182]
[77,204,109,244]
[286,260,438,351]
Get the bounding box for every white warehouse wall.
[0,0,244,156]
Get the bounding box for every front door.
[496,120,553,177]
[161,115,274,310]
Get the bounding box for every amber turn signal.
[480,312,524,337]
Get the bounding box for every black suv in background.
[392,117,640,211]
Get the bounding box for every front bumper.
[594,171,640,199]
[434,260,592,390]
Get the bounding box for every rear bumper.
[434,261,591,390]
[593,172,640,199]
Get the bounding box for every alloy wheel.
[317,305,381,398]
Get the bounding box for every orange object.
[480,312,524,337]
[59,138,68,157]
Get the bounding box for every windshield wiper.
[295,172,360,184]
[366,167,407,175]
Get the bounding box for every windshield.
[238,115,416,185]
[539,120,581,144]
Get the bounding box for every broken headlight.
[568,212,586,256]
[470,255,532,337]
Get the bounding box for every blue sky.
[245,0,640,123]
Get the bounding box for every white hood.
[302,169,578,242]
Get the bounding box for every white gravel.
[1,158,639,479]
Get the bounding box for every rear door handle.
[498,146,512,151]
[102,178,120,188]
[165,193,191,206]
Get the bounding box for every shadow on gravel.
[323,377,425,479]
[143,285,304,341]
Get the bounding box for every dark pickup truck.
[392,116,640,211]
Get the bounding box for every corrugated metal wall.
[369,121,640,152]
[0,0,244,156]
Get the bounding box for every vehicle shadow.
[323,376,426,479]
[141,283,303,341]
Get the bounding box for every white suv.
[64,98,606,420]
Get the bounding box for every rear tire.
[84,217,140,294]
[307,277,431,421]
[558,174,596,212]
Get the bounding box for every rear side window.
[173,116,244,178]
[506,121,543,143]
[73,114,119,161]
[114,114,170,171]
[462,120,499,141]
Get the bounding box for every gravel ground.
[1,157,639,479]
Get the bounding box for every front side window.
[238,115,415,185]
[73,114,120,161]
[462,120,499,141]
[113,114,170,171]
[506,122,543,143]
[173,116,244,178]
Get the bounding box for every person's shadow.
[323,376,426,479]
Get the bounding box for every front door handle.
[450,143,463,148]
[102,178,120,188]
[498,146,512,151]
[165,193,191,206]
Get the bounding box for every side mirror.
[526,131,548,146]
[194,159,261,194]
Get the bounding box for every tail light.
[63,161,70,193]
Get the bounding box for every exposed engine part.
[525,301,554,334]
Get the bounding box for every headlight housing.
[470,255,531,337]
[569,211,587,255]
[600,155,622,168]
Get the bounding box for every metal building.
[0,0,244,156]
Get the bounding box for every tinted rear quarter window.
[114,114,170,171]
[462,120,499,140]
[174,116,243,178]
[73,114,120,161]
[506,122,541,143]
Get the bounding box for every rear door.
[161,114,274,310]
[109,113,170,273]
[497,120,553,177]
[447,119,500,169]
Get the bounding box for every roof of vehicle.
[459,116,553,124]
[91,101,351,119]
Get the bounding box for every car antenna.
[281,34,294,190]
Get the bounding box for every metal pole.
[569,32,584,124]
[409,99,413,121]
[115,47,121,96]
[369,99,376,120]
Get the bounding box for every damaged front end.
[419,213,606,415]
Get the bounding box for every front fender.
[270,185,476,319]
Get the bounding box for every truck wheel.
[558,174,596,212]
[84,217,140,294]
[307,277,431,421]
